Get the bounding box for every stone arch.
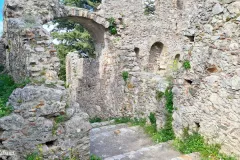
[148,42,164,72]
[53,7,109,56]
[49,7,110,118]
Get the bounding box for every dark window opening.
[175,54,180,61]
[134,47,140,56]
[185,79,193,85]
[186,36,195,42]
[45,140,57,147]
[195,122,200,129]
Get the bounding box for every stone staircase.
[90,123,200,160]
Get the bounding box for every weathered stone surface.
[172,0,240,157]
[2,0,240,158]
[0,39,5,70]
[0,85,91,160]
[212,3,224,15]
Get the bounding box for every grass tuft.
[174,132,236,160]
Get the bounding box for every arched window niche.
[148,42,164,73]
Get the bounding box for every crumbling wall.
[173,0,240,157]
[2,0,240,157]
[0,85,91,160]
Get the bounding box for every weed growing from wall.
[107,17,117,35]
[52,115,68,135]
[122,71,129,83]
[144,88,175,143]
[89,116,102,123]
[90,154,102,160]
[174,131,236,160]
[25,145,43,160]
[183,60,191,70]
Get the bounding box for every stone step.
[90,125,154,159]
[104,142,181,160]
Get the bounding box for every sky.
[0,0,4,36]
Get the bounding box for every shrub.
[183,60,191,70]
[0,99,13,118]
[0,74,30,117]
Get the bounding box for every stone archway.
[50,8,109,118]
[57,7,109,55]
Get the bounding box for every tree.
[51,0,101,81]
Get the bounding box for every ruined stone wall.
[0,39,5,70]
[2,0,240,157]
[3,0,67,82]
[93,0,198,123]
[172,0,240,157]
[0,85,91,159]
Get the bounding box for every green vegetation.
[130,117,146,127]
[90,154,102,160]
[156,90,164,101]
[52,115,68,135]
[0,74,30,118]
[107,17,117,35]
[144,0,155,15]
[26,152,42,160]
[55,115,68,123]
[144,88,175,143]
[52,22,95,81]
[174,131,236,160]
[25,145,43,160]
[183,60,191,70]
[89,116,102,123]
[114,116,147,127]
[122,71,129,83]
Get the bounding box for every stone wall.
[0,85,91,159]
[172,0,240,156]
[2,0,240,158]
[0,39,5,71]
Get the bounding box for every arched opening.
[39,6,106,118]
[148,42,164,72]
